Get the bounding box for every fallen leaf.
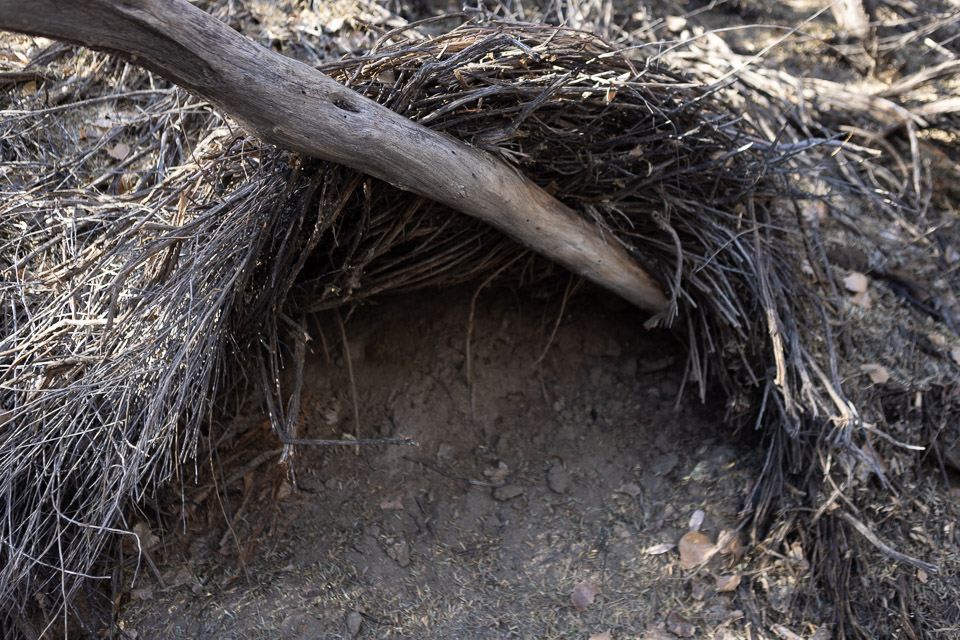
[716,573,741,592]
[589,632,612,640]
[162,567,192,588]
[321,406,339,425]
[678,531,715,569]
[717,529,736,552]
[950,348,960,365]
[132,522,159,550]
[690,578,708,600]
[484,461,510,483]
[618,482,642,497]
[855,444,888,484]
[277,480,293,500]
[130,586,153,601]
[688,509,705,532]
[644,542,676,555]
[771,624,804,640]
[91,115,115,130]
[809,624,833,640]
[571,581,600,611]
[666,612,695,637]
[860,363,889,384]
[843,271,869,293]
[849,290,872,308]
[786,541,803,561]
[107,142,130,160]
[379,494,404,511]
[917,569,928,583]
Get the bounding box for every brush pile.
[1,2,959,636]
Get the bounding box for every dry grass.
[1,0,958,636]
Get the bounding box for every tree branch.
[0,0,667,311]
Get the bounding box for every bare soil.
[117,286,796,639]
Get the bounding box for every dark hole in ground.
[119,284,769,639]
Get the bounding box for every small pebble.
[346,611,363,637]
[547,464,570,494]
[493,485,524,501]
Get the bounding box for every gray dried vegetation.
[1,0,959,637]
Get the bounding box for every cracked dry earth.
[118,286,797,639]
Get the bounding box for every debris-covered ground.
[2,0,959,638]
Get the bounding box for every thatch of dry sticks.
[1,7,959,637]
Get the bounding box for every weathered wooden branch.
[0,0,668,311]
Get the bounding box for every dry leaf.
[379,494,404,511]
[666,612,695,637]
[849,290,872,308]
[130,586,153,601]
[162,567,192,588]
[917,569,929,583]
[717,528,747,560]
[589,632,612,640]
[618,482,642,497]
[809,624,833,640]
[771,624,804,640]
[688,509,705,532]
[276,480,293,500]
[787,541,807,565]
[715,573,741,592]
[717,529,735,552]
[91,116,114,130]
[107,142,130,160]
[678,530,715,569]
[132,522,159,550]
[484,461,510,483]
[690,578,708,600]
[860,363,889,384]
[571,581,600,611]
[855,444,888,484]
[843,271,868,293]
[644,542,676,555]
[950,348,960,365]
[321,406,340,425]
